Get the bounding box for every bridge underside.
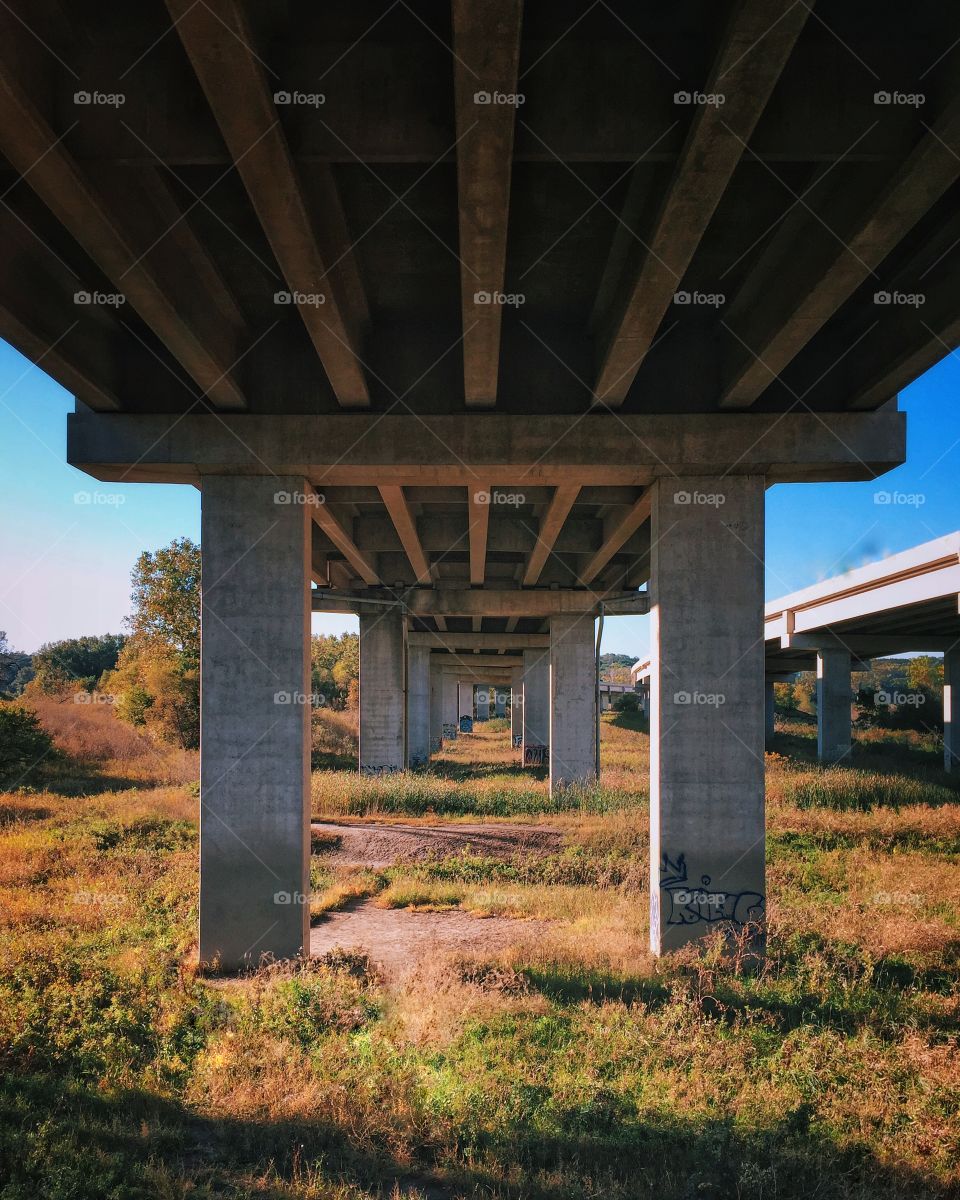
[2,0,952,965]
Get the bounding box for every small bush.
[611,692,640,713]
[0,703,54,784]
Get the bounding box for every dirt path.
[311,819,564,867]
[310,899,548,977]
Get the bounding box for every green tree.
[907,655,943,695]
[26,633,125,696]
[311,632,359,709]
[0,703,54,784]
[0,632,32,697]
[106,539,201,749]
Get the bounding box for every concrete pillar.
[474,684,488,720]
[359,609,405,773]
[407,645,431,768]
[522,648,549,762]
[765,680,776,743]
[494,687,507,717]
[946,648,959,772]
[442,672,459,740]
[649,475,766,956]
[549,614,597,792]
[199,475,311,970]
[816,647,851,763]
[430,668,443,751]
[459,681,472,719]
[511,668,522,747]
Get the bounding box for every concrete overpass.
[2,1,956,963]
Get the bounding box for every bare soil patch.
[311,818,563,867]
[310,899,548,978]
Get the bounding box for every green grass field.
[0,708,958,1198]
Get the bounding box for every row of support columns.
[207,473,960,964]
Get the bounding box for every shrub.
[612,692,640,713]
[0,703,55,783]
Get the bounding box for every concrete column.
[816,647,851,763]
[522,648,549,761]
[511,668,522,747]
[199,475,311,970]
[406,644,431,768]
[765,680,776,743]
[649,475,766,955]
[459,681,472,719]
[430,668,443,751]
[946,648,959,772]
[442,672,459,740]
[549,614,597,792]
[494,687,507,717]
[474,684,488,720]
[359,609,405,773]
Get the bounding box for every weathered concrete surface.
[359,611,405,772]
[458,680,473,721]
[816,647,852,764]
[441,672,459,739]
[765,679,776,743]
[494,687,507,717]
[522,647,549,757]
[649,475,766,955]
[549,614,597,791]
[511,668,522,744]
[199,475,311,970]
[430,669,443,750]
[406,644,431,768]
[946,647,959,773]
[69,410,908,486]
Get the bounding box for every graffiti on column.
[523,743,546,767]
[659,852,764,926]
[512,733,522,748]
[442,722,458,740]
[459,716,473,733]
[430,735,443,753]
[360,763,403,777]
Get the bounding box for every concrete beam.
[722,95,960,408]
[379,486,432,584]
[781,633,956,653]
[167,0,370,408]
[580,491,652,583]
[68,410,907,487]
[522,485,580,585]
[427,653,524,668]
[594,0,810,405]
[408,631,549,650]
[310,494,380,586]
[468,486,491,585]
[452,0,523,407]
[0,54,246,411]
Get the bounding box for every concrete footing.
[549,614,597,792]
[648,475,766,955]
[199,475,311,970]
[816,647,852,763]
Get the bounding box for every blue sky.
[1,336,958,657]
